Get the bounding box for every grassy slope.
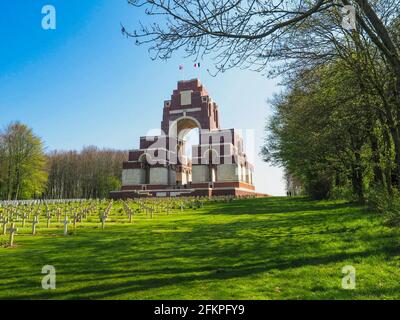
[0,197,399,300]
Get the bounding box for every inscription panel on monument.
[180,90,192,106]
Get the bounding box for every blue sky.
[0,0,285,195]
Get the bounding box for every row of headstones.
[1,196,228,216]
[0,200,100,229]
[0,198,92,207]
[0,202,98,228]
[0,199,130,235]
[61,201,103,232]
[132,197,206,217]
[1,196,222,234]
[122,201,138,222]
[0,201,103,246]
[123,199,177,221]
[0,199,109,229]
[1,196,238,247]
[48,200,110,235]
[1,195,239,210]
[136,199,178,217]
[2,203,101,247]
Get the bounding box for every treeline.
[263,61,384,201]
[46,147,127,199]
[262,54,400,224]
[263,55,400,203]
[0,121,127,200]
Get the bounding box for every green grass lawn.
[1,197,399,300]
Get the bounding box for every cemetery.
[0,196,214,244]
[2,0,400,302]
[0,196,399,299]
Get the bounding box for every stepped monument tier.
[110,78,256,198]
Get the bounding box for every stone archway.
[169,116,202,187]
[169,116,202,139]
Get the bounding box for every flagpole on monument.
[179,64,185,81]
[194,62,201,80]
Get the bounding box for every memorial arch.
[111,78,256,198]
[169,116,202,139]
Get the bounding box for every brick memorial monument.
[110,79,257,198]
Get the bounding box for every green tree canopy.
[0,122,47,200]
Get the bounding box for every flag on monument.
[194,62,201,68]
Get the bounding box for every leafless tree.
[124,1,400,76]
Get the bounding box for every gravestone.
[32,216,39,235]
[1,217,9,235]
[56,209,61,222]
[128,211,133,223]
[21,213,28,228]
[7,223,17,247]
[46,211,52,228]
[100,214,107,229]
[63,215,69,236]
[150,207,155,219]
[73,212,78,228]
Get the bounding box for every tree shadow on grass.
[4,245,398,300]
[2,218,397,299]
